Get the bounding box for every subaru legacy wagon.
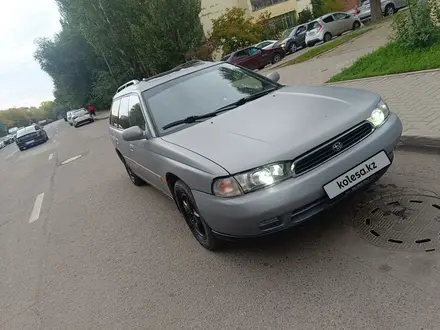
[109,61,402,250]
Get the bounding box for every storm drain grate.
[353,195,440,252]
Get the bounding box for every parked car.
[4,134,15,145]
[0,140,5,149]
[357,0,406,21]
[221,45,285,70]
[109,60,403,250]
[306,12,362,47]
[254,40,278,50]
[272,24,308,54]
[72,109,94,127]
[15,124,48,151]
[67,109,84,126]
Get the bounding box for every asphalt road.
[2,119,440,329]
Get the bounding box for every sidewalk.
[329,70,440,144]
[94,110,110,120]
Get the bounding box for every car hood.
[162,85,381,174]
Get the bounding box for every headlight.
[367,100,389,127]
[212,162,293,197]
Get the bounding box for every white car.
[254,40,278,50]
[0,140,5,149]
[305,12,362,47]
[72,109,94,128]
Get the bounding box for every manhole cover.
[354,195,440,252]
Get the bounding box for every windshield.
[281,27,294,39]
[142,63,279,135]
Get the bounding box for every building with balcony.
[200,0,312,36]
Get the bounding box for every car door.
[125,94,165,192]
[109,98,121,149]
[332,13,350,33]
[322,14,339,35]
[294,25,307,45]
[231,50,252,68]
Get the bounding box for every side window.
[323,15,335,23]
[247,47,262,56]
[334,13,346,20]
[110,99,121,127]
[118,96,130,129]
[234,50,249,60]
[296,26,306,34]
[128,95,146,130]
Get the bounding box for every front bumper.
[74,117,94,126]
[192,113,403,237]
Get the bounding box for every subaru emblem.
[332,141,343,152]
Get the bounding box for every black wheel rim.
[274,54,281,62]
[125,164,136,183]
[178,192,207,242]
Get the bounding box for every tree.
[298,8,314,24]
[210,8,261,54]
[311,0,326,17]
[370,0,383,21]
[323,0,345,12]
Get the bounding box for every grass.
[328,41,440,82]
[277,28,371,68]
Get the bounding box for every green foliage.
[210,8,284,55]
[329,41,440,82]
[34,0,204,110]
[298,8,314,24]
[210,8,261,54]
[0,101,59,134]
[392,0,440,49]
[311,0,326,18]
[323,0,345,12]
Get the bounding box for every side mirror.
[266,71,280,82]
[122,126,145,141]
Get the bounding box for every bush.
[392,0,440,49]
[298,8,314,24]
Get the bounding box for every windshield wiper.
[162,87,279,131]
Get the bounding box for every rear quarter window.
[322,15,335,23]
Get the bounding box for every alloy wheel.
[289,43,297,53]
[180,193,207,241]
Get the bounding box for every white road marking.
[48,153,53,160]
[61,154,82,165]
[5,149,18,160]
[29,193,44,223]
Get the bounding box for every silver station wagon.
[109,61,403,250]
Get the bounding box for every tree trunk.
[370,0,383,21]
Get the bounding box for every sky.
[0,0,61,109]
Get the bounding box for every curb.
[95,116,109,121]
[397,135,440,151]
[328,68,440,85]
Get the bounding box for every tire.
[124,161,145,186]
[323,32,332,43]
[271,52,282,64]
[18,147,24,151]
[384,4,395,16]
[69,123,72,126]
[352,20,361,30]
[74,125,77,128]
[307,42,315,47]
[288,42,297,54]
[44,133,49,142]
[174,180,220,250]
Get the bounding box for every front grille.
[293,121,374,175]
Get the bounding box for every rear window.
[16,126,36,138]
[307,21,319,31]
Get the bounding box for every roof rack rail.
[116,79,140,93]
[142,60,206,82]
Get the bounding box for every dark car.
[222,46,285,70]
[272,24,307,54]
[15,125,48,151]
